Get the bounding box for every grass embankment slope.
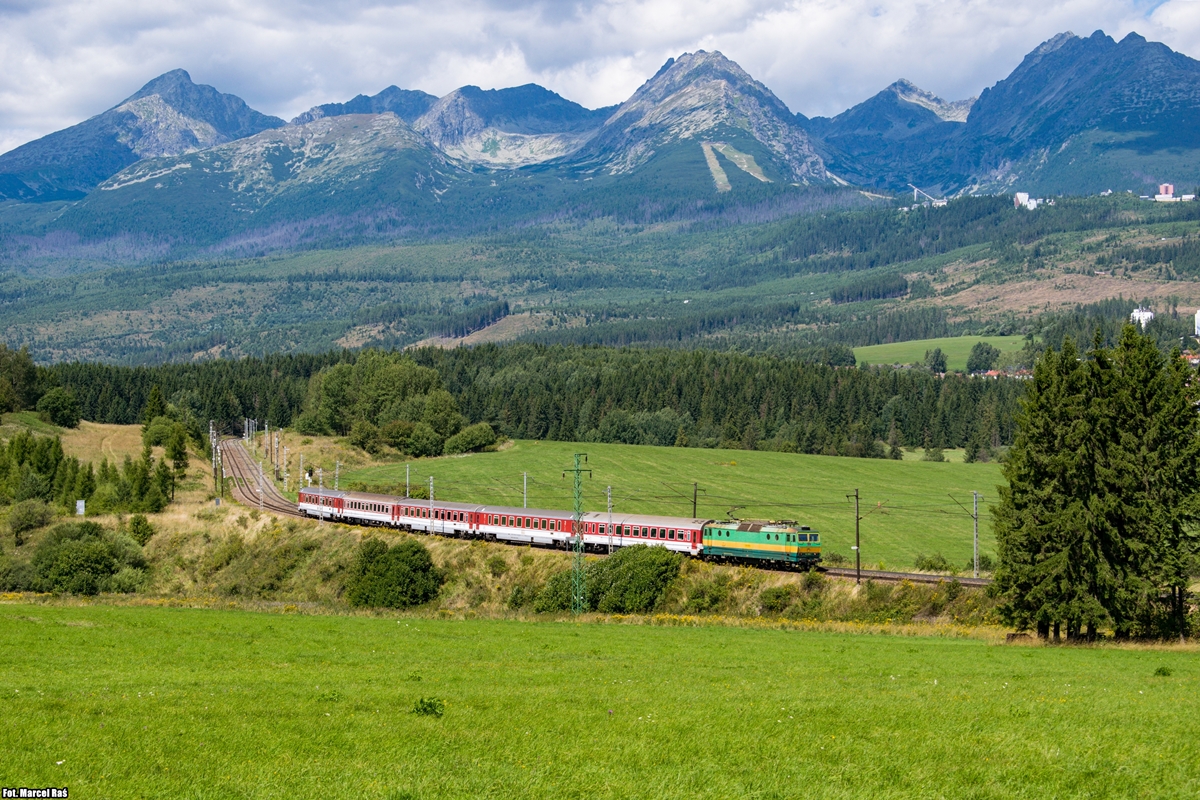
[344,440,1002,570]
[853,335,1027,371]
[2,604,1197,798]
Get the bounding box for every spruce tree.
[165,426,189,499]
[142,386,166,428]
[995,328,1200,640]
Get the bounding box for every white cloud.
[0,0,1196,154]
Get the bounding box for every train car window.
[667,530,674,540]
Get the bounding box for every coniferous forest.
[9,343,1025,458]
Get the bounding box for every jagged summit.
[292,86,437,125]
[579,50,826,182]
[0,69,283,200]
[410,83,612,167]
[888,80,975,123]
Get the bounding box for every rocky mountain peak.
[888,80,975,122]
[0,69,283,200]
[292,86,437,125]
[586,50,825,182]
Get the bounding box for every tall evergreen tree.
[995,328,1200,640]
[142,386,166,427]
[165,426,189,500]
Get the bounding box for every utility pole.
[563,454,591,615]
[318,467,323,524]
[335,460,341,491]
[210,421,217,495]
[218,442,224,499]
[693,482,698,517]
[523,472,528,509]
[950,492,984,579]
[259,461,265,512]
[607,485,613,554]
[847,488,862,584]
[299,454,304,488]
[283,446,289,492]
[406,464,410,498]
[973,491,981,578]
[429,477,435,535]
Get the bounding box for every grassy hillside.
[4,604,1197,798]
[853,334,1028,370]
[343,440,1002,569]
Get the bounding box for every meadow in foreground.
[2,603,1196,799]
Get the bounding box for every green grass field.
[854,335,1028,371]
[344,441,1002,571]
[3,604,1196,798]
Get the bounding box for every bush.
[35,387,80,428]
[486,554,509,578]
[443,422,497,455]
[346,538,443,608]
[760,585,796,614]
[914,552,953,572]
[0,557,35,591]
[349,420,382,454]
[8,499,54,544]
[587,545,683,614]
[534,546,683,614]
[685,574,731,613]
[533,570,573,613]
[824,551,849,566]
[142,415,176,447]
[128,514,156,546]
[802,570,826,593]
[964,553,995,572]
[381,420,415,451]
[507,582,538,609]
[406,423,444,458]
[29,522,142,597]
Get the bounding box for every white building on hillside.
[1194,309,1200,337]
[1131,307,1155,329]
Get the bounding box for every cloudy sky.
[1,0,1198,154]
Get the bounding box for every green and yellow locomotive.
[701,520,821,569]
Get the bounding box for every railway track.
[220,439,302,517]
[821,567,991,587]
[219,438,993,587]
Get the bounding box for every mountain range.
[1,29,1198,255]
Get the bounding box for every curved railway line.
[221,439,301,518]
[219,438,992,587]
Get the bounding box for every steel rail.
[821,567,991,587]
[220,439,301,517]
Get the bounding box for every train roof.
[385,495,484,512]
[479,504,575,517]
[582,512,713,528]
[299,487,346,499]
[708,520,817,532]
